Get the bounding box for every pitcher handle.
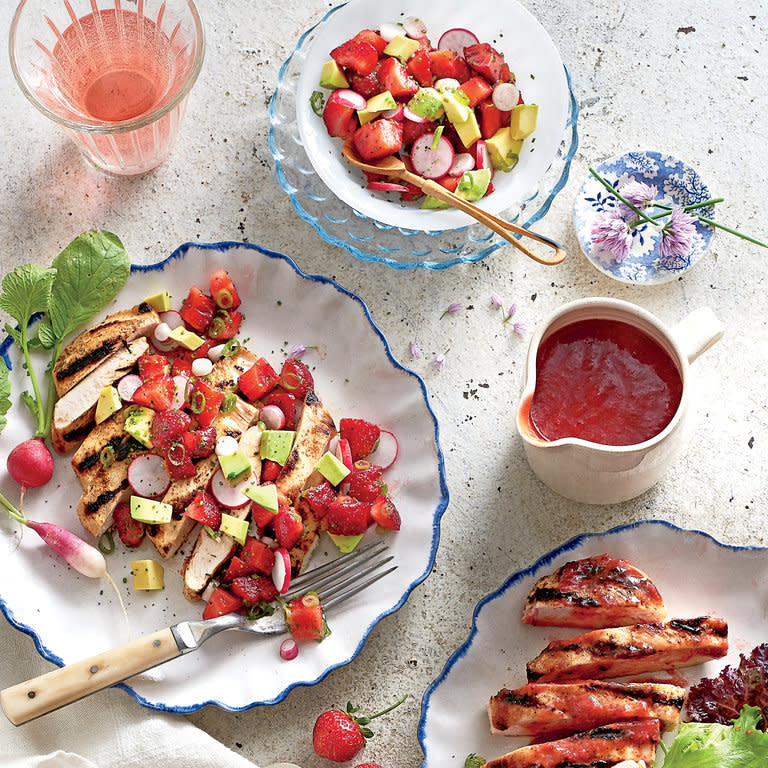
[670,307,724,364]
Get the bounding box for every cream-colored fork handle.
[0,628,179,725]
[402,171,567,266]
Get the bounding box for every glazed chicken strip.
[488,680,685,738]
[521,553,667,629]
[526,616,728,683]
[484,719,661,768]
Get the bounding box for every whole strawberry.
[312,696,406,763]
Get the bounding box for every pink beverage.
[10,0,204,176]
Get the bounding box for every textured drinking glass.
[10,0,205,176]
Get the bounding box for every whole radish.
[7,438,54,500]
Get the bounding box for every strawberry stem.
[367,693,408,721]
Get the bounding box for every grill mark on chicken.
[75,434,143,473]
[530,587,600,607]
[85,479,129,516]
[55,340,117,382]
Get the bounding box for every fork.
[0,541,396,725]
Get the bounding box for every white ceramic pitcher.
[516,298,724,504]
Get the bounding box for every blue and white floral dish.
[418,520,767,767]
[0,242,448,714]
[574,151,715,284]
[269,0,579,269]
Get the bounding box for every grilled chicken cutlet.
[522,554,667,629]
[51,303,159,397]
[484,719,661,768]
[526,616,728,682]
[488,680,685,739]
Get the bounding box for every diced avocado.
[244,483,279,513]
[95,385,121,425]
[218,449,253,486]
[124,406,155,449]
[383,34,419,64]
[220,513,249,545]
[144,291,171,312]
[421,194,451,210]
[319,59,349,89]
[357,90,398,125]
[486,126,524,171]
[456,168,492,202]
[328,532,364,554]
[407,88,444,120]
[132,560,164,590]
[168,325,204,351]
[259,430,296,465]
[315,452,350,486]
[453,110,482,149]
[130,495,172,524]
[440,91,471,125]
[509,103,538,141]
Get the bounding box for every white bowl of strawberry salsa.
[296,0,569,231]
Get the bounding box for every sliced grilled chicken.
[484,719,661,768]
[181,425,263,601]
[52,302,159,397]
[526,617,728,683]
[71,409,131,489]
[51,337,149,454]
[277,390,336,503]
[522,554,667,629]
[147,397,258,559]
[207,347,258,391]
[488,680,685,738]
[289,496,323,575]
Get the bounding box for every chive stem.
[589,168,659,226]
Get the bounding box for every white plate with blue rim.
[418,520,767,767]
[0,241,448,713]
[573,151,715,284]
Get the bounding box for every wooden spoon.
[342,140,566,266]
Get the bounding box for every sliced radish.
[402,106,430,124]
[367,181,410,193]
[378,22,402,42]
[476,139,491,171]
[210,469,251,509]
[259,404,286,430]
[336,438,353,471]
[369,429,399,470]
[208,343,226,362]
[152,310,184,352]
[434,77,461,93]
[272,547,291,594]
[449,152,475,177]
[402,16,427,39]
[437,27,480,56]
[153,322,172,343]
[172,374,189,410]
[117,373,143,402]
[160,310,184,329]
[329,88,367,111]
[382,104,404,120]
[411,134,455,179]
[280,638,299,660]
[492,82,520,112]
[127,454,171,498]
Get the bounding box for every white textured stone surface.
[1,1,767,766]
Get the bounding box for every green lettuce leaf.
[0,359,10,435]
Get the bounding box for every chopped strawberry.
[191,338,218,360]
[222,555,258,582]
[184,490,221,529]
[322,98,358,140]
[399,181,424,203]
[330,38,379,76]
[260,459,281,483]
[348,70,382,99]
[375,57,418,100]
[280,358,314,399]
[168,347,194,376]
[138,354,170,382]
[353,119,403,162]
[182,426,216,458]
[453,55,472,83]
[339,417,381,461]
[209,268,241,310]
[325,495,371,536]
[273,507,304,550]
[264,391,297,430]
[202,586,243,619]
[207,309,242,341]
[164,442,197,480]
[113,501,145,547]
[286,593,326,641]
[346,463,384,503]
[238,357,279,402]
[179,286,216,332]
[230,575,278,604]
[241,536,276,575]
[458,75,493,108]
[189,377,225,427]
[352,29,387,56]
[464,42,512,84]
[428,49,461,79]
[438,175,461,193]
[303,481,337,518]
[132,375,175,411]
[477,98,511,139]
[370,496,401,531]
[406,48,433,87]
[151,409,191,451]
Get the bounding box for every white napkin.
[0,618,261,768]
